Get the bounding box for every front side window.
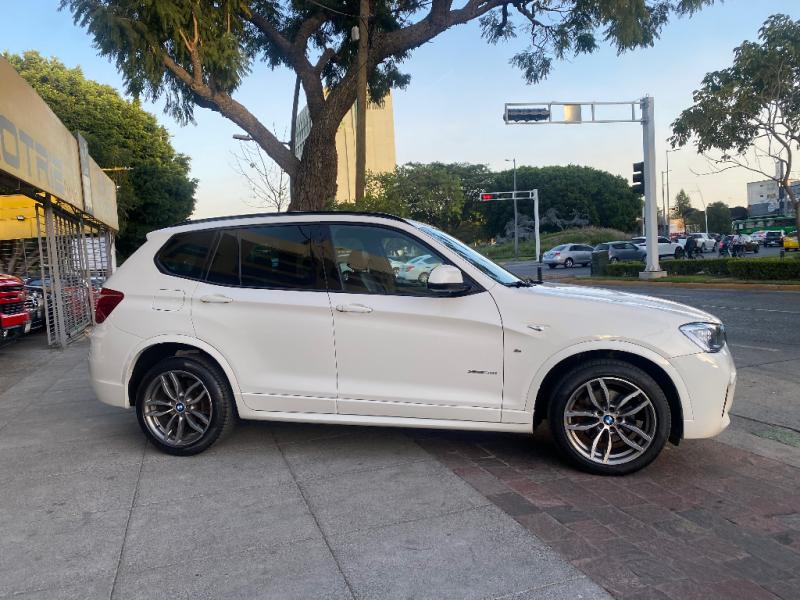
[413,223,522,286]
[157,230,216,280]
[327,224,452,296]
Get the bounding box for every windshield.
[412,222,522,286]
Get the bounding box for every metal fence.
[34,201,114,347]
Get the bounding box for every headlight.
[680,322,726,353]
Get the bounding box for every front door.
[191,223,338,414]
[322,223,504,422]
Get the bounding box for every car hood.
[517,282,718,323]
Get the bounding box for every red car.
[0,274,31,340]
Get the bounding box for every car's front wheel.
[564,258,574,268]
[548,359,670,475]
[135,355,236,456]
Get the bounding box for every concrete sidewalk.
[0,334,608,600]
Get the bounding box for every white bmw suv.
[90,212,735,475]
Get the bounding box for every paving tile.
[331,505,593,600]
[121,482,320,571]
[0,577,112,600]
[301,459,488,535]
[0,508,128,595]
[135,438,292,505]
[113,539,350,600]
[501,577,612,599]
[515,512,573,542]
[711,579,782,600]
[279,429,430,482]
[487,491,540,517]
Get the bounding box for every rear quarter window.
[156,230,216,280]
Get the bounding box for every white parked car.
[677,233,717,253]
[396,254,442,284]
[630,236,684,259]
[90,212,735,475]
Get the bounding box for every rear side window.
[157,230,215,279]
[239,225,319,290]
[206,231,240,286]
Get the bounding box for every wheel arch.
[125,336,242,410]
[528,344,688,445]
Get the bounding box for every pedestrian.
[732,233,743,257]
[685,235,696,259]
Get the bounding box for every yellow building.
[0,195,39,239]
[295,92,397,203]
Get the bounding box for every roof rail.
[179,211,407,226]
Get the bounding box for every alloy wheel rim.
[563,377,657,465]
[143,370,212,447]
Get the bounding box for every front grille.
[0,302,25,315]
[0,285,23,293]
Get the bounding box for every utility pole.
[354,0,369,203]
[505,158,518,258]
[666,148,676,236]
[640,96,662,277]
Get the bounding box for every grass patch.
[474,227,629,260]
[586,274,800,286]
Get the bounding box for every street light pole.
[505,158,518,258]
[665,148,676,236]
[641,96,661,277]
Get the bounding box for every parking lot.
[0,283,798,600]
[505,245,787,281]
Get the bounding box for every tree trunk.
[289,125,338,211]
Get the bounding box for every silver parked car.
[594,241,647,263]
[542,244,594,269]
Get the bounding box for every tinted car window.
[239,225,320,290]
[595,243,609,251]
[612,243,627,250]
[206,231,240,286]
[157,230,215,279]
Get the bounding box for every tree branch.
[160,52,299,175]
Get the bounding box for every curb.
[558,277,800,291]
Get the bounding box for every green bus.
[732,215,797,235]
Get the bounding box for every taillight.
[405,265,414,272]
[95,288,124,324]
[554,252,560,256]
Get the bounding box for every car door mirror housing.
[427,265,469,293]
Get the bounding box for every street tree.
[671,189,693,220]
[62,0,714,211]
[706,201,731,234]
[671,14,800,238]
[4,51,197,257]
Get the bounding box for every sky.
[1,0,798,219]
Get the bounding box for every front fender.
[523,339,694,421]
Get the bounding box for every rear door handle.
[199,294,233,304]
[335,303,373,313]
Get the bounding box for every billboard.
[0,57,118,230]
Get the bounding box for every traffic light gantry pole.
[503,99,665,279]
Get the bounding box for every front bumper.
[1,311,29,331]
[670,346,736,439]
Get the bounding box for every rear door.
[191,224,338,414]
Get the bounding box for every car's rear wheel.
[564,258,574,268]
[135,355,236,456]
[548,359,670,475]
[418,271,429,284]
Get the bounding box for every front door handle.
[200,294,233,304]
[336,303,373,313]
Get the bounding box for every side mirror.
[427,265,469,293]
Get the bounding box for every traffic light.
[480,193,497,201]
[504,107,550,123]
[632,161,645,195]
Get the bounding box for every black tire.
[418,271,430,284]
[609,257,619,263]
[135,355,236,456]
[564,258,574,268]
[674,248,684,259]
[548,359,670,475]
[548,264,557,269]
[754,246,759,254]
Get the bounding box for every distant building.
[294,92,397,203]
[746,179,797,216]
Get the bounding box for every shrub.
[726,258,800,280]
[604,261,642,277]
[663,259,731,277]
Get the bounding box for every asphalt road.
[504,244,787,281]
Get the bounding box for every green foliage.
[482,165,642,236]
[706,201,731,233]
[672,189,693,220]
[670,14,800,236]
[350,164,465,231]
[604,257,800,280]
[4,51,197,257]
